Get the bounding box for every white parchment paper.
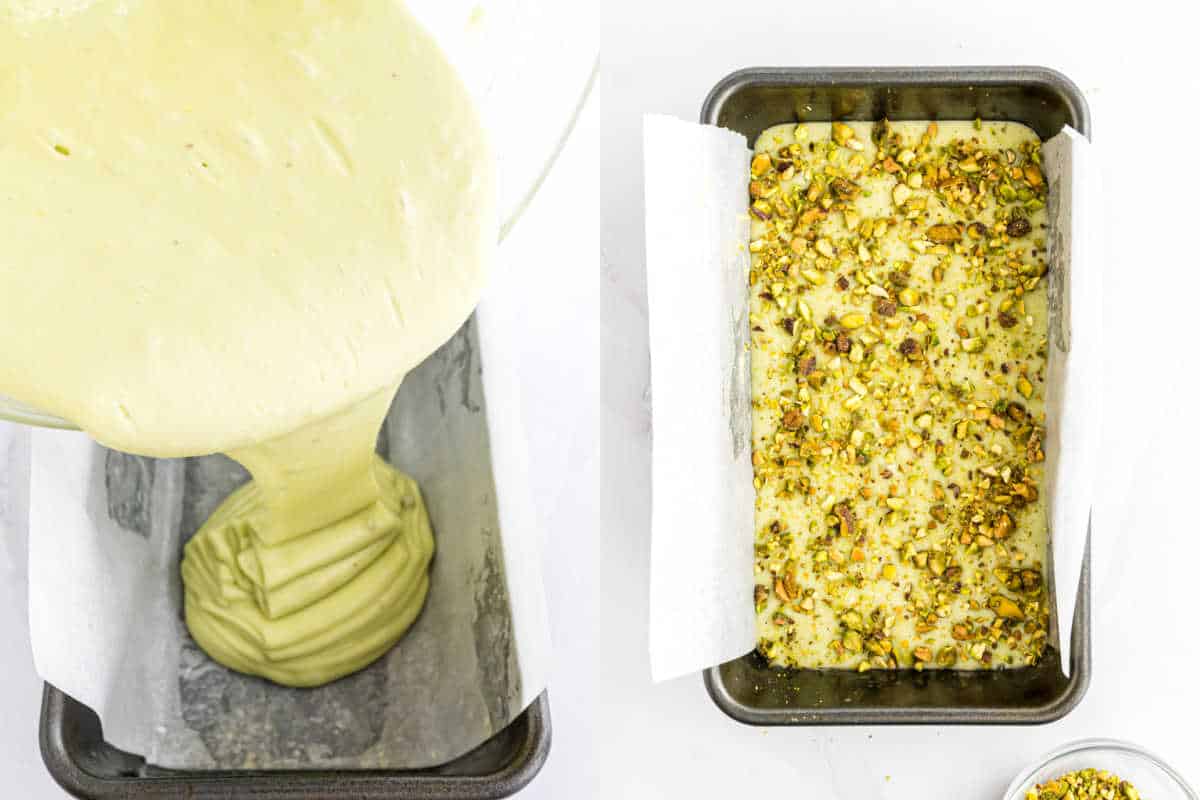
[646,115,1099,682]
[645,115,754,683]
[1040,125,1100,670]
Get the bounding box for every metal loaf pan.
[701,66,1092,725]
[40,685,551,799]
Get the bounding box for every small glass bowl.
[1005,738,1197,800]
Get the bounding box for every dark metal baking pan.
[701,66,1092,725]
[41,685,551,799]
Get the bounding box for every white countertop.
[4,0,1200,796]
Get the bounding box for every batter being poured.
[0,1,495,686]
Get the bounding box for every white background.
[5,0,1200,797]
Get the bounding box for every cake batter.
[0,0,495,685]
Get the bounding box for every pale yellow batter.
[0,0,495,685]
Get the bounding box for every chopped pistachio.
[831,121,855,147]
[1026,769,1141,800]
[750,120,1050,672]
[750,152,772,177]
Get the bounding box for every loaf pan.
[41,685,551,799]
[701,66,1092,725]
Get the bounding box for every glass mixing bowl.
[0,0,596,429]
[1005,739,1197,800]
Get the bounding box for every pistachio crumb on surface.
[1026,769,1142,800]
[748,119,1051,671]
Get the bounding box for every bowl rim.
[1004,737,1199,800]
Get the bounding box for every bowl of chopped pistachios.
[1005,739,1197,800]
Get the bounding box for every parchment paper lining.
[646,115,1098,682]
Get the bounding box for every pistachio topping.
[749,120,1051,671]
[1026,769,1142,800]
